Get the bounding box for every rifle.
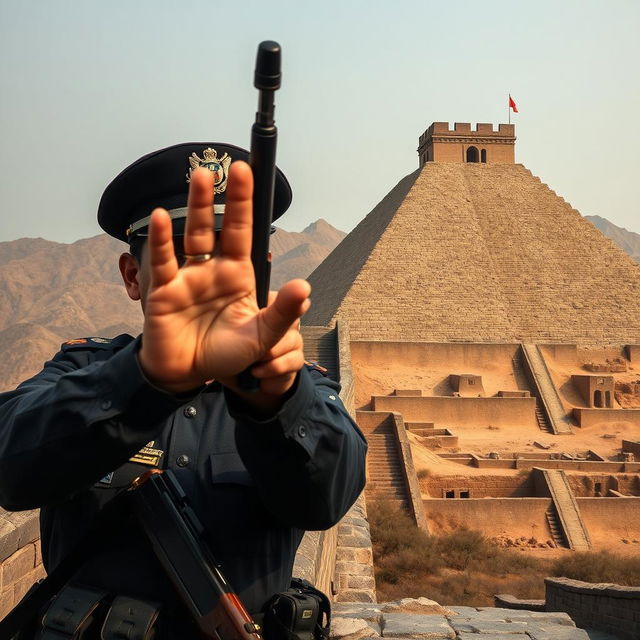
[0,469,262,640]
[130,469,262,640]
[239,40,282,391]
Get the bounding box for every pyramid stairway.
[300,326,338,380]
[537,468,591,550]
[356,411,410,511]
[521,344,573,434]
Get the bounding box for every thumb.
[257,279,311,351]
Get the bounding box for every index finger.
[220,161,253,260]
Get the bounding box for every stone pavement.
[330,599,621,640]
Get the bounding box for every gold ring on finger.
[184,253,213,262]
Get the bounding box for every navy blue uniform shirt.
[0,334,366,619]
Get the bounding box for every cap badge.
[187,148,231,194]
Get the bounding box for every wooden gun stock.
[130,469,262,640]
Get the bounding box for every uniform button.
[100,400,112,411]
[297,425,306,438]
[176,454,190,467]
[328,395,336,401]
[184,405,197,418]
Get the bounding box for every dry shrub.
[368,500,548,606]
[552,551,640,586]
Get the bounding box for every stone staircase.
[357,411,410,511]
[539,469,591,551]
[545,505,568,548]
[300,326,338,380]
[511,353,553,433]
[521,344,573,434]
[534,403,553,434]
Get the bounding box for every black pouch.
[100,595,162,640]
[36,583,109,639]
[263,578,330,640]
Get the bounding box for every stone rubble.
[330,600,620,640]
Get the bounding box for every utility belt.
[20,578,330,640]
[15,583,165,640]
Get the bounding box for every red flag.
[509,95,518,113]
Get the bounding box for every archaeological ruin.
[303,122,640,637]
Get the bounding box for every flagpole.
[508,93,511,125]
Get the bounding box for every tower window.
[481,149,487,163]
[466,146,479,163]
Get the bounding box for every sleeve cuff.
[225,366,316,435]
[94,337,203,430]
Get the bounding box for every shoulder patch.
[61,337,114,352]
[305,360,329,376]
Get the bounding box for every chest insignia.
[129,441,165,467]
[98,472,114,485]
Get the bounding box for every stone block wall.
[331,322,376,602]
[0,509,45,620]
[545,577,640,640]
[333,496,376,602]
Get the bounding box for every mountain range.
[585,216,640,262]
[0,214,637,392]
[0,220,345,391]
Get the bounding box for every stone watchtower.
[417,122,515,165]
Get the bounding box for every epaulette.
[305,360,329,376]
[61,337,114,352]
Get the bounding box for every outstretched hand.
[137,162,310,403]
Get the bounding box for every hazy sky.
[1,0,639,243]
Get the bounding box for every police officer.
[0,143,367,637]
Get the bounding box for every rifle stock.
[130,469,262,640]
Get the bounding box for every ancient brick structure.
[305,127,640,346]
[417,122,515,165]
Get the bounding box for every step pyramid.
[304,157,640,346]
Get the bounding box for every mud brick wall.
[422,474,536,498]
[576,497,640,546]
[622,439,640,457]
[423,497,553,538]
[567,474,640,497]
[371,395,536,428]
[545,577,640,640]
[0,509,45,620]
[573,408,640,427]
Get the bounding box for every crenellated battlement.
[418,121,516,165]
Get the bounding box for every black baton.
[238,41,282,391]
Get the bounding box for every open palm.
[138,163,310,395]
